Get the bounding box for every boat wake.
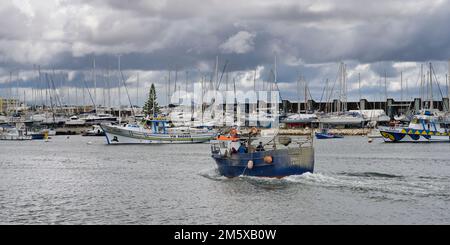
[198,168,229,181]
[199,168,450,200]
[339,172,404,179]
[285,172,450,200]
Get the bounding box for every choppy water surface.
[1,136,449,224]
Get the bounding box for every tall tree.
[143,83,160,116]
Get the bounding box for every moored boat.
[101,118,216,144]
[0,125,32,141]
[379,110,450,142]
[82,125,105,137]
[315,128,344,139]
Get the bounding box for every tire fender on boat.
[247,160,254,169]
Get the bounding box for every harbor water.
[0,136,449,224]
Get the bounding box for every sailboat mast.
[384,71,387,113]
[7,72,11,115]
[274,55,277,85]
[107,67,111,108]
[117,55,122,123]
[447,60,450,107]
[215,56,219,90]
[430,62,433,110]
[137,72,139,107]
[344,64,347,112]
[358,73,361,102]
[16,71,19,114]
[304,76,307,112]
[253,69,256,91]
[297,76,300,114]
[93,56,97,113]
[420,64,424,110]
[400,71,403,102]
[168,70,171,106]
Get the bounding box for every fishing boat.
[210,128,314,178]
[101,117,216,144]
[379,110,450,142]
[315,128,343,139]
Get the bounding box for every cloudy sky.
[1,0,450,106]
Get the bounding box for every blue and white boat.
[210,130,314,178]
[101,118,216,144]
[315,128,344,139]
[379,110,450,143]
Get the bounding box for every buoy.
[87,141,92,145]
[368,138,373,143]
[250,127,258,135]
[264,155,273,164]
[247,160,254,169]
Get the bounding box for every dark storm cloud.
[1,0,450,102]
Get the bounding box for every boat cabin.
[407,110,448,132]
[143,119,168,134]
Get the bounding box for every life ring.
[264,155,273,164]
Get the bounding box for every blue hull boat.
[211,135,314,178]
[31,134,46,140]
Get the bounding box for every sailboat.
[282,76,317,124]
[318,62,365,127]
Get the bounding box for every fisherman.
[256,141,265,152]
[238,143,248,154]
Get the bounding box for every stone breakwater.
[279,128,370,136]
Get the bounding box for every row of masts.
[298,61,450,115]
[2,60,450,116]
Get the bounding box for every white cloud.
[219,31,256,54]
